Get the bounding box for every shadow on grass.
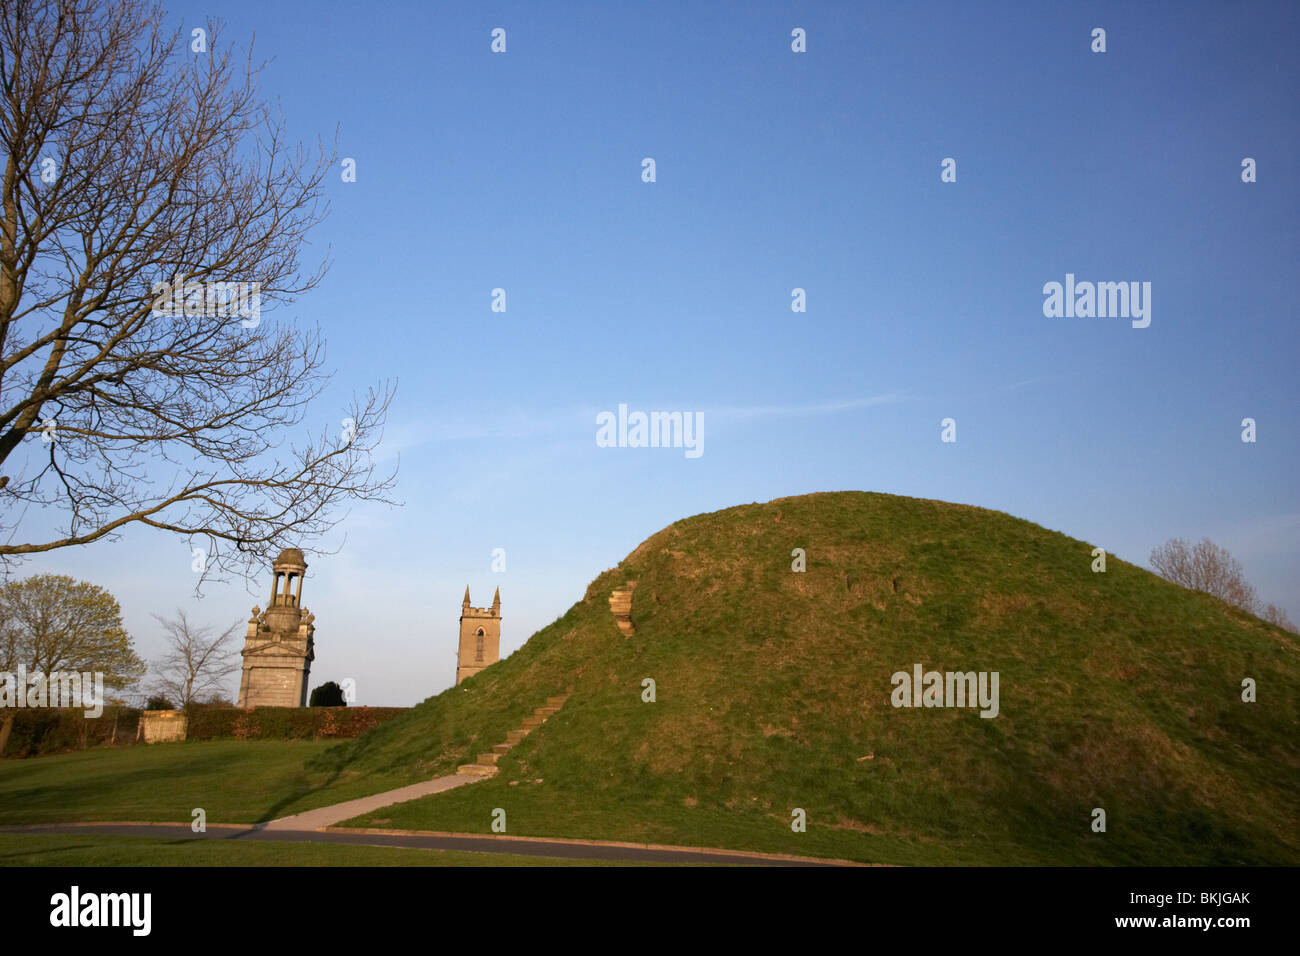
[0,841,102,861]
[247,766,347,826]
[0,741,400,828]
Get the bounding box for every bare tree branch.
[148,607,239,707]
[1150,537,1259,614]
[0,0,398,584]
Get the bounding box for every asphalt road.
[2,823,848,866]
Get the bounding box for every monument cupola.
[265,547,307,633]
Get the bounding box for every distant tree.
[1262,603,1298,634]
[309,681,345,707]
[145,694,176,711]
[1150,538,1259,613]
[148,610,240,709]
[0,573,144,753]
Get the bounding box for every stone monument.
[236,548,316,707]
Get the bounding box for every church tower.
[236,548,316,707]
[456,587,501,685]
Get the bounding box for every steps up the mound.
[455,687,574,778]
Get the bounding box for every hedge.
[1,706,142,758]
[185,706,408,741]
[1,705,409,758]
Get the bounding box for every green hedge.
[0,705,408,757]
[1,706,142,758]
[186,706,407,740]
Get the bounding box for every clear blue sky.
[29,0,1300,705]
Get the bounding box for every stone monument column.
[236,548,316,707]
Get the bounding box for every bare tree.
[0,0,396,584]
[1261,603,1298,634]
[148,608,239,708]
[1149,537,1258,613]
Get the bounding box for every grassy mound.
[314,491,1299,865]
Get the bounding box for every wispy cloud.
[376,411,565,460]
[998,377,1050,392]
[380,393,906,458]
[704,392,906,423]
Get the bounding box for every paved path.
[3,770,863,865]
[1,822,852,866]
[261,774,472,830]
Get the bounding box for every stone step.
[453,694,574,782]
[610,584,637,635]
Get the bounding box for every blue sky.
[25,0,1300,705]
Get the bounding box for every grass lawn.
[0,740,421,825]
[338,778,1010,866]
[0,832,639,866]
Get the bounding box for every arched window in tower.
[475,628,485,662]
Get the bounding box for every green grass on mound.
[320,491,1299,865]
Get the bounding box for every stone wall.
[138,709,188,743]
[610,582,637,635]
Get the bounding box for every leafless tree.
[148,608,239,708]
[1261,603,1298,634]
[0,0,396,584]
[1149,537,1258,613]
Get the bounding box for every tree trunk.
[0,711,14,756]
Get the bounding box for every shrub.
[309,682,346,706]
[2,706,143,758]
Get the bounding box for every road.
[2,822,854,866]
